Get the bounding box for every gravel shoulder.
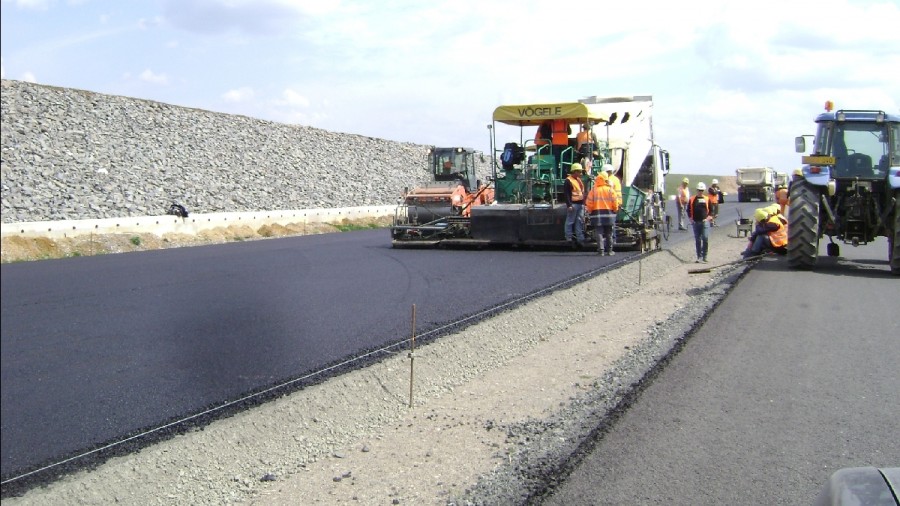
[2,225,751,505]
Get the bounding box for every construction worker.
[707,178,721,226]
[604,164,623,207]
[450,183,470,217]
[576,123,598,169]
[586,171,619,255]
[535,120,552,147]
[775,186,789,215]
[552,119,572,177]
[687,181,711,263]
[676,177,690,230]
[742,206,788,258]
[563,163,587,249]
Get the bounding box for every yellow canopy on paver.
[492,102,609,126]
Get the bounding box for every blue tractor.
[790,108,900,275]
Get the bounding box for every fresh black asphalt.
[1,228,642,483]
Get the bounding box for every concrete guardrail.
[1,205,396,240]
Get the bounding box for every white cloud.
[222,87,255,103]
[9,0,50,9]
[22,71,36,82]
[139,69,168,85]
[280,89,309,107]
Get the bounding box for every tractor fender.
[801,164,832,188]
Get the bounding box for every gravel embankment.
[1,79,489,224]
[2,225,751,505]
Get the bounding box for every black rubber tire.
[891,190,900,275]
[787,180,820,269]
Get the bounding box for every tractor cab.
[431,147,479,191]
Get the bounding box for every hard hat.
[754,208,768,222]
[793,168,803,177]
[711,178,718,184]
[604,164,614,173]
[570,163,583,172]
[696,182,707,191]
[596,171,609,181]
[682,177,690,184]
[766,203,781,215]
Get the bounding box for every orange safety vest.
[566,175,585,202]
[707,186,720,205]
[767,215,788,248]
[551,119,569,146]
[586,182,619,213]
[576,130,593,151]
[688,194,710,221]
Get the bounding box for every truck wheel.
[891,190,900,275]
[787,180,820,269]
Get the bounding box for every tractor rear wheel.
[891,190,900,275]
[787,180,820,269]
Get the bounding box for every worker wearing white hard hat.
[687,182,711,263]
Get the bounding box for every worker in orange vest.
[775,185,789,216]
[551,119,572,177]
[535,120,552,147]
[687,182,712,263]
[586,171,620,255]
[707,178,721,226]
[450,184,470,217]
[576,123,598,169]
[742,207,788,258]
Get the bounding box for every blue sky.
[2,0,899,176]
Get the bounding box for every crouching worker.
[742,207,788,258]
[586,171,620,256]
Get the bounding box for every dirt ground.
[0,216,394,264]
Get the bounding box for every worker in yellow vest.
[742,207,788,258]
[603,164,622,206]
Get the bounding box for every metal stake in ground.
[408,304,416,408]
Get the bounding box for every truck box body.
[736,166,776,202]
